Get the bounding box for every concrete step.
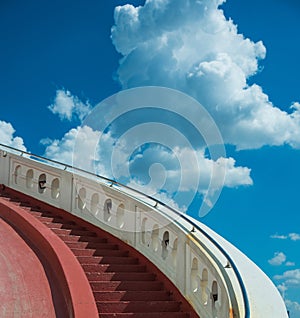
[99,313,190,318]
[95,249,128,257]
[86,272,156,282]
[82,264,147,273]
[28,210,55,217]
[93,290,170,301]
[97,301,181,313]
[71,248,128,257]
[44,222,85,230]
[77,256,139,265]
[58,234,108,243]
[90,281,163,292]
[33,215,64,223]
[51,228,97,236]
[65,241,118,250]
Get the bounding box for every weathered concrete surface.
[0,217,56,318]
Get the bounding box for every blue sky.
[1,0,300,315]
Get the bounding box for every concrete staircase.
[0,188,196,318]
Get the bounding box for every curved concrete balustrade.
[0,144,289,318]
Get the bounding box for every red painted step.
[90,281,164,292]
[99,313,190,318]
[70,248,120,257]
[82,264,147,273]
[51,228,98,236]
[0,187,197,318]
[97,300,181,313]
[93,290,170,301]
[44,222,86,230]
[33,215,63,222]
[65,241,118,250]
[58,234,108,243]
[85,272,156,282]
[77,255,139,265]
[71,248,129,257]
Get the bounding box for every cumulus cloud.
[268,252,287,266]
[122,145,252,197]
[277,283,300,317]
[275,269,300,285]
[275,270,300,316]
[0,120,26,151]
[42,0,266,214]
[111,0,300,149]
[43,126,102,172]
[43,93,252,214]
[48,89,91,121]
[44,122,252,191]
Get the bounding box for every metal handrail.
[0,142,250,318]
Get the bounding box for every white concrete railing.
[0,144,288,318]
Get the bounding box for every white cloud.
[286,262,296,267]
[268,252,286,266]
[43,126,101,172]
[270,233,300,241]
[277,284,300,317]
[275,269,300,285]
[125,145,252,193]
[111,0,300,150]
[48,89,91,121]
[277,283,288,300]
[275,272,300,317]
[0,120,26,151]
[271,234,288,240]
[44,123,252,190]
[289,233,300,241]
[42,112,252,213]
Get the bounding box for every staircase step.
[44,222,85,230]
[28,210,54,217]
[65,241,118,250]
[19,203,40,209]
[86,272,156,282]
[51,228,97,236]
[70,248,98,256]
[97,301,181,313]
[90,281,163,292]
[93,290,170,301]
[82,264,147,273]
[33,215,64,223]
[71,248,127,257]
[99,313,190,318]
[77,256,138,265]
[0,195,15,201]
[58,235,107,243]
